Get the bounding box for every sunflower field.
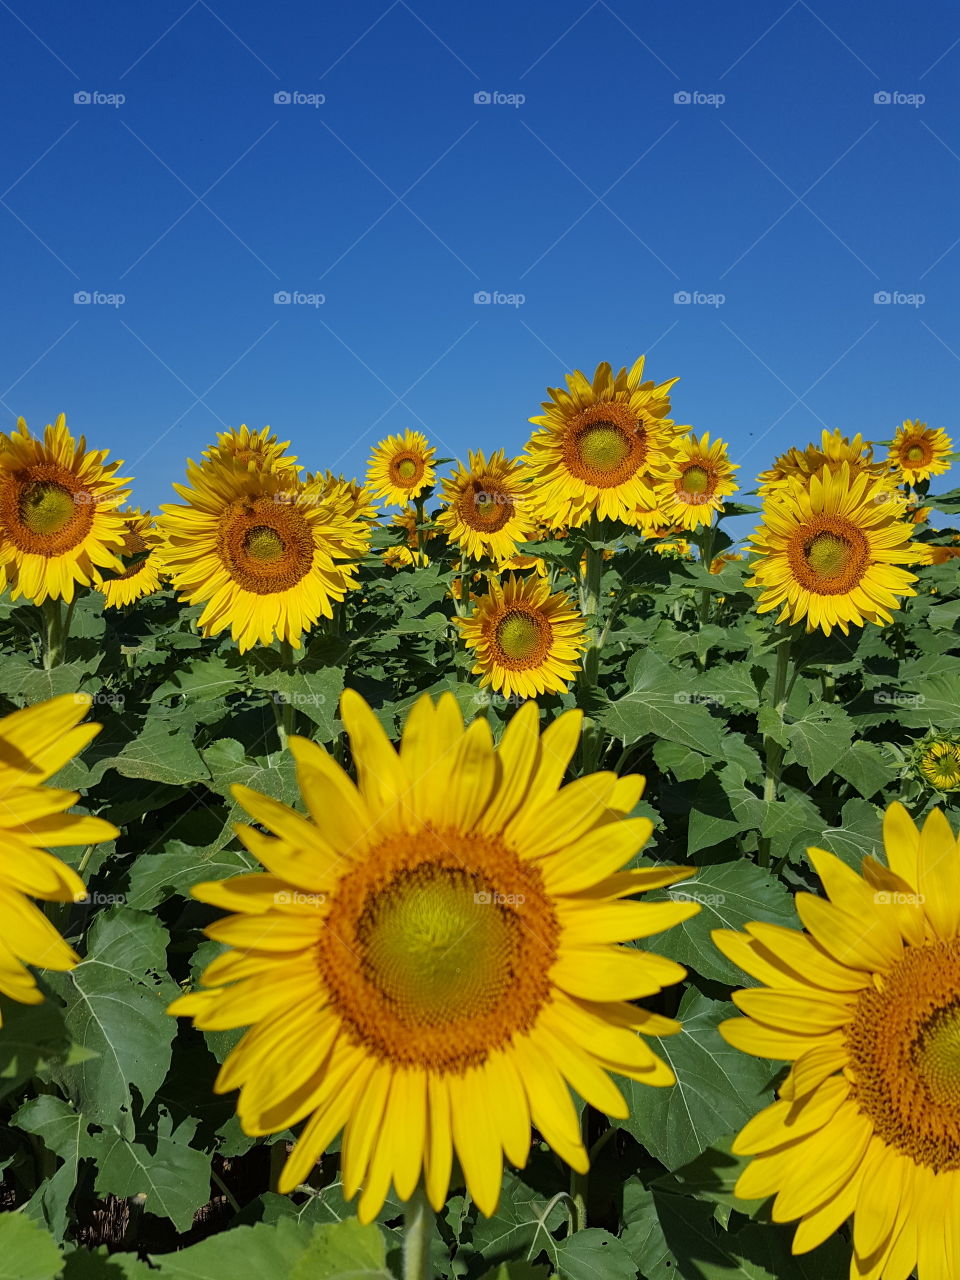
[0,360,959,1280]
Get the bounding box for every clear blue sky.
[2,0,958,512]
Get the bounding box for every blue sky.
[2,0,958,513]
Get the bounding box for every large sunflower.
[0,415,130,605]
[714,803,960,1280]
[0,694,117,1019]
[169,691,698,1219]
[747,464,920,635]
[99,510,165,609]
[201,425,300,477]
[436,450,536,562]
[456,573,588,699]
[365,430,436,507]
[157,460,370,652]
[654,433,739,530]
[887,420,953,485]
[524,358,683,528]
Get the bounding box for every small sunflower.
[524,358,683,528]
[202,425,300,476]
[382,545,427,569]
[652,539,693,558]
[158,460,369,652]
[747,465,920,636]
[888,420,953,485]
[436,450,536,562]
[757,430,892,498]
[916,738,960,792]
[169,690,698,1220]
[312,472,378,526]
[654,433,739,530]
[0,415,130,605]
[926,545,960,565]
[714,803,960,1280]
[0,694,117,1019]
[366,430,436,507]
[710,551,746,574]
[99,510,165,609]
[456,573,588,699]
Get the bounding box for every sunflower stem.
[577,519,605,774]
[41,598,67,669]
[696,524,716,632]
[758,633,792,867]
[402,1184,433,1280]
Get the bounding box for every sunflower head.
[365,430,436,506]
[456,572,588,699]
[709,550,746,573]
[654,432,739,530]
[311,471,378,525]
[523,358,684,528]
[915,737,960,792]
[98,509,166,609]
[757,430,893,497]
[437,450,537,562]
[169,689,697,1220]
[0,415,130,604]
[888,420,954,484]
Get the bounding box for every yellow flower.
[710,551,745,573]
[436,450,536,562]
[747,464,919,635]
[0,694,117,1019]
[382,544,427,569]
[201,425,300,476]
[918,739,960,792]
[0,415,130,604]
[456,573,588,699]
[169,690,698,1219]
[714,803,960,1280]
[312,472,378,526]
[758,429,893,497]
[927,545,960,565]
[99,510,165,609]
[654,433,739,530]
[652,539,692,558]
[365,430,436,507]
[888,420,953,484]
[523,358,683,528]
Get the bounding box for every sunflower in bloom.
[887,420,953,485]
[456,573,588,699]
[0,694,117,1019]
[0,415,130,605]
[157,460,370,652]
[201,425,300,477]
[365,430,436,507]
[916,738,960,793]
[654,433,739,530]
[714,803,960,1280]
[523,358,683,528]
[99,510,165,609]
[169,691,698,1219]
[312,472,378,526]
[757,430,893,498]
[926,544,960,565]
[710,551,746,574]
[747,465,920,636]
[436,450,536,563]
[382,545,427,570]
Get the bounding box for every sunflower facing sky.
[524,358,684,528]
[98,510,165,609]
[748,464,920,635]
[158,458,370,652]
[0,415,130,606]
[654,433,740,530]
[437,449,536,562]
[887,420,953,485]
[714,803,960,1280]
[365,430,436,507]
[757,430,894,498]
[169,690,698,1220]
[456,572,588,699]
[0,694,117,1020]
[201,425,300,477]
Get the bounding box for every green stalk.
[758,634,792,867]
[402,1184,433,1280]
[41,598,66,669]
[697,524,717,627]
[577,518,604,774]
[271,640,297,751]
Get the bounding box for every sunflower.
[654,433,739,530]
[365,430,436,507]
[456,573,588,699]
[524,358,683,528]
[926,545,960,565]
[157,460,370,652]
[888,420,953,485]
[437,450,536,562]
[382,545,427,570]
[747,464,920,636]
[757,430,893,498]
[710,551,746,574]
[201,425,300,477]
[916,738,960,792]
[713,802,960,1280]
[0,415,130,605]
[99,510,165,609]
[169,690,698,1219]
[312,472,378,526]
[652,539,692,558]
[0,694,117,1020]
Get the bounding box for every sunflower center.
[905,444,927,464]
[0,463,96,557]
[562,402,647,489]
[389,454,424,489]
[458,481,513,533]
[846,940,960,1171]
[317,830,559,1070]
[786,516,871,595]
[216,497,315,595]
[243,525,285,563]
[680,465,710,495]
[396,459,417,480]
[805,532,851,577]
[20,481,77,535]
[578,425,632,472]
[496,612,542,661]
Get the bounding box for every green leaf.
[146,1219,313,1278]
[819,798,883,869]
[600,651,727,756]
[0,999,77,1103]
[0,1213,63,1280]
[12,1096,85,1239]
[247,665,345,741]
[782,703,854,784]
[551,1229,637,1280]
[89,1123,212,1233]
[832,740,894,799]
[288,1219,392,1280]
[61,1248,152,1278]
[151,655,244,704]
[91,716,209,787]
[477,1265,552,1280]
[468,1171,566,1272]
[0,654,100,707]
[126,843,255,910]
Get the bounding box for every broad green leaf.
[550,1229,637,1280]
[468,1171,566,1271]
[151,656,244,704]
[0,1213,62,1280]
[832,740,894,798]
[91,716,209,787]
[126,843,255,910]
[782,703,854,784]
[819,798,884,869]
[289,1219,392,1280]
[89,1125,212,1233]
[600,651,727,756]
[12,1096,85,1239]
[147,1219,313,1278]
